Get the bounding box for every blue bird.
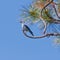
[20,20,34,36]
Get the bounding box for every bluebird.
[20,20,34,36]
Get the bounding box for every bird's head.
[20,20,25,28]
[20,20,25,24]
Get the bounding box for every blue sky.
[0,0,60,60]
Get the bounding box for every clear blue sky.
[0,0,60,60]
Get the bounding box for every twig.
[41,0,53,34]
[52,5,60,19]
[45,11,60,24]
[23,29,60,39]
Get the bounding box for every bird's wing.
[24,25,34,36]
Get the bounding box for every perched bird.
[20,20,34,36]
